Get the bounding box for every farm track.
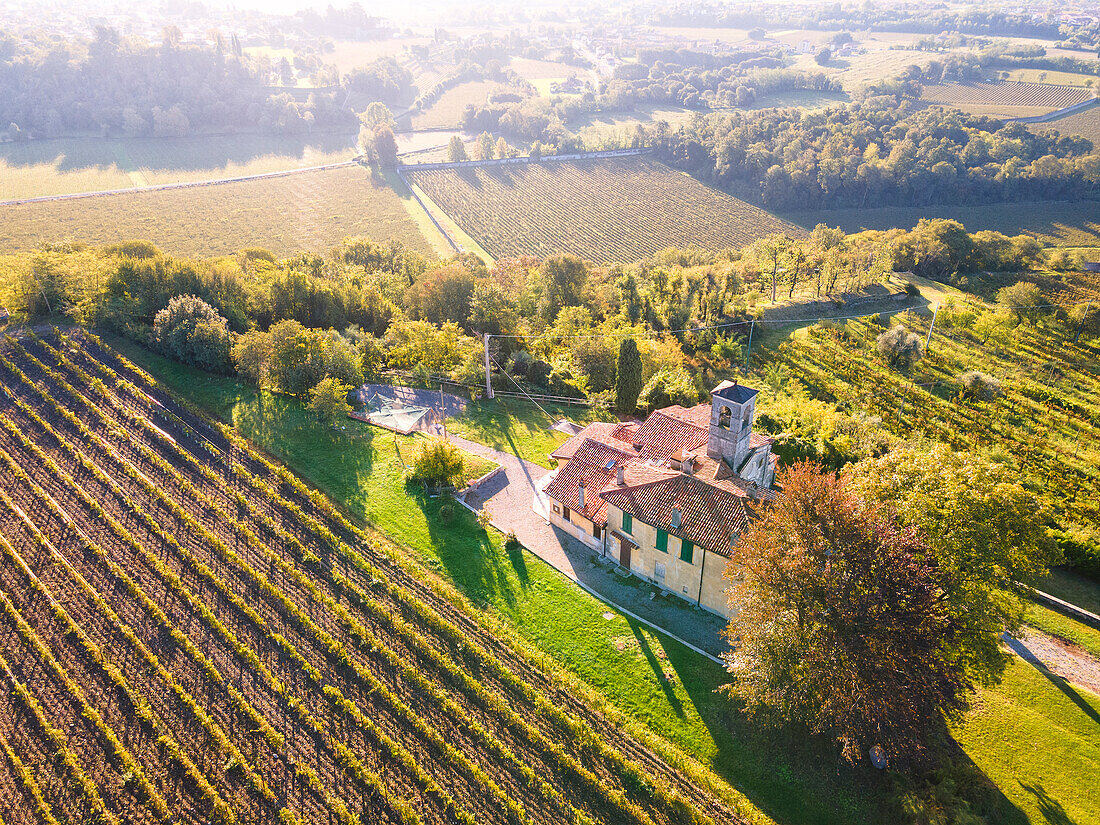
[0,329,747,825]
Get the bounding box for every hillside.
[0,328,748,825]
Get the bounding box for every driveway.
[453,434,730,660]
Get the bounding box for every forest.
[656,100,1099,209]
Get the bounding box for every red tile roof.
[551,422,637,461]
[630,409,708,461]
[543,438,634,524]
[599,473,752,558]
[660,403,712,428]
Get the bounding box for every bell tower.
[706,379,759,469]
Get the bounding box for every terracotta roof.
[630,409,708,461]
[660,403,712,428]
[544,438,633,524]
[749,432,775,449]
[599,473,752,558]
[551,422,636,461]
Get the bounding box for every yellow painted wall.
[607,504,734,618]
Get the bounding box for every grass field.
[324,37,431,73]
[783,200,1100,247]
[411,81,518,129]
[509,57,585,82]
[1029,104,1100,146]
[0,132,359,201]
[114,335,1100,825]
[0,164,437,257]
[406,156,805,263]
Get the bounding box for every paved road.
[453,434,731,659]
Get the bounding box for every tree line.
[0,26,355,140]
[655,99,1099,210]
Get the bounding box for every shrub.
[410,439,465,487]
[152,295,232,372]
[504,531,520,552]
[876,325,923,371]
[640,367,698,410]
[957,371,1001,401]
[439,503,455,525]
[308,377,353,426]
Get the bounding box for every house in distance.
[543,380,776,617]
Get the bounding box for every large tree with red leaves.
[723,461,970,767]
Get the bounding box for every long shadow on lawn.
[628,619,685,719]
[413,488,522,609]
[661,640,1027,825]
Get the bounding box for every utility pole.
[1075,300,1092,344]
[482,333,494,400]
[925,304,939,349]
[439,382,448,440]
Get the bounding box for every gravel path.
[1006,628,1100,696]
[453,434,730,660]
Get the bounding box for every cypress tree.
[614,338,643,413]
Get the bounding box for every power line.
[487,297,1096,343]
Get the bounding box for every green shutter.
[622,512,632,534]
[679,539,694,564]
[656,530,668,552]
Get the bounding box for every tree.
[410,438,465,486]
[475,131,495,160]
[536,254,588,319]
[845,446,1057,687]
[359,101,395,131]
[876,325,923,371]
[309,376,353,426]
[615,338,644,412]
[815,47,832,65]
[640,367,696,409]
[723,462,970,766]
[495,136,510,159]
[447,136,468,162]
[753,234,790,302]
[152,295,232,372]
[957,370,1001,401]
[232,329,271,385]
[996,281,1043,322]
[362,125,398,166]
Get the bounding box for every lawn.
[448,397,613,468]
[0,164,437,257]
[106,336,1100,825]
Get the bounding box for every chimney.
[578,482,586,510]
[671,507,681,530]
[616,465,625,485]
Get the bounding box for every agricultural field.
[0,328,750,825]
[0,133,358,201]
[411,81,519,130]
[765,302,1100,575]
[406,156,804,263]
[783,200,1100,247]
[919,80,1094,117]
[508,57,586,82]
[0,164,440,257]
[1029,105,1100,146]
[324,37,432,74]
